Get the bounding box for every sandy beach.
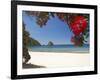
[27,51,90,68]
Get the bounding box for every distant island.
[47,41,54,46]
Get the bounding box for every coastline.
[26,51,90,68]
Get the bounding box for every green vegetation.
[28,37,41,46]
[23,22,41,64]
[23,22,41,47]
[23,23,31,64]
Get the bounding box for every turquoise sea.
[28,44,89,53]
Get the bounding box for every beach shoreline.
[26,51,90,68]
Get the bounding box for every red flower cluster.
[70,16,87,36]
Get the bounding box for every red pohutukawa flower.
[70,15,87,36]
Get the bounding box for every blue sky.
[22,11,88,45]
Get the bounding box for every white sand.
[28,51,90,68]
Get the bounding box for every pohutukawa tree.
[23,23,31,64]
[25,11,89,46]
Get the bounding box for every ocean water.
[28,44,89,53]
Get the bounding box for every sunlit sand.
[28,51,90,68]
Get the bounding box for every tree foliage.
[25,11,89,46]
[23,23,31,63]
[23,22,42,63]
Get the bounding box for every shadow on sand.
[23,63,45,69]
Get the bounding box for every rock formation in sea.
[47,41,54,46]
